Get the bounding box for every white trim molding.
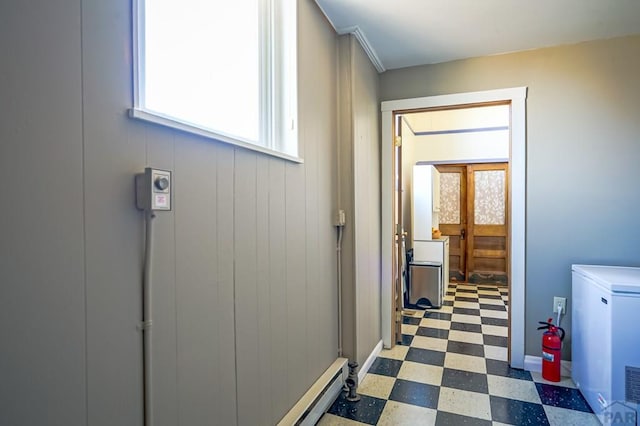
[381,87,528,369]
[358,340,383,384]
[524,355,572,377]
[338,26,386,73]
[129,109,303,164]
[278,358,348,426]
[312,2,386,73]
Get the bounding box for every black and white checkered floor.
[319,283,599,425]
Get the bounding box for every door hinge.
[396,311,402,322]
[394,136,402,147]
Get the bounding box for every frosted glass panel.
[474,170,505,225]
[440,173,460,224]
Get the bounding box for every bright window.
[131,0,299,161]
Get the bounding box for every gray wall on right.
[380,34,640,360]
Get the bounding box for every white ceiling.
[315,0,640,72]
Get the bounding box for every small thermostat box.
[136,168,172,211]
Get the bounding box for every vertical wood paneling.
[336,35,358,362]
[353,123,367,361]
[215,146,238,425]
[352,37,382,363]
[304,125,322,383]
[268,159,289,419]
[3,1,342,425]
[285,162,308,403]
[255,156,273,422]
[234,149,260,426]
[318,118,339,364]
[298,1,323,383]
[338,34,382,366]
[174,137,219,425]
[312,17,340,364]
[144,127,178,426]
[81,0,147,422]
[370,110,382,347]
[0,1,86,424]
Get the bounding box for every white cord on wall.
[142,210,156,426]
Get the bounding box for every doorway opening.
[381,87,527,368]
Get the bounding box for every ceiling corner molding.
[314,0,340,32]
[313,1,386,72]
[340,26,386,73]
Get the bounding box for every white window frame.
[130,0,301,163]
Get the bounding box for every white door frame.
[381,87,527,368]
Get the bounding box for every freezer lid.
[412,239,445,262]
[572,264,640,293]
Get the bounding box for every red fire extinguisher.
[537,318,565,382]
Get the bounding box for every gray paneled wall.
[351,38,382,364]
[337,35,357,361]
[0,1,86,425]
[337,35,383,367]
[1,0,344,425]
[380,35,640,360]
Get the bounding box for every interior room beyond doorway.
[381,87,527,368]
[401,103,511,283]
[382,96,526,362]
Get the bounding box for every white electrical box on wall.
[136,168,172,211]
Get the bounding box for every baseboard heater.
[278,357,348,426]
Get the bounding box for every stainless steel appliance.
[408,261,443,309]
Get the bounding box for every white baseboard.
[524,355,542,373]
[524,355,572,377]
[358,340,383,383]
[278,357,348,426]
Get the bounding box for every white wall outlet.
[553,296,567,314]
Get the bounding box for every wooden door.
[437,163,509,284]
[467,163,508,284]
[436,166,467,282]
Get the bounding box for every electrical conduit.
[142,210,156,426]
[336,222,344,357]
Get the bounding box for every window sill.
[129,108,303,164]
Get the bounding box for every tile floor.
[319,283,599,425]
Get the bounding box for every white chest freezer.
[571,264,640,424]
